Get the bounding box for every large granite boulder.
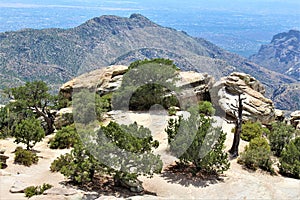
[211,72,275,124]
[177,71,214,104]
[60,65,128,101]
[290,110,300,130]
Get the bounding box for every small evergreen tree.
[166,107,230,175]
[268,122,296,156]
[14,118,45,150]
[279,137,300,179]
[238,137,273,173]
[6,81,56,134]
[51,143,100,184]
[198,101,215,116]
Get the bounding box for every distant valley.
[0,14,299,110]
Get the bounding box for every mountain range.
[0,14,298,110]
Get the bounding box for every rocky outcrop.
[176,71,214,105]
[54,107,74,129]
[290,110,300,130]
[274,109,285,122]
[211,72,275,124]
[60,65,128,101]
[60,65,215,109]
[9,181,31,193]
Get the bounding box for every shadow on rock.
[162,164,225,188]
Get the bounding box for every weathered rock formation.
[60,65,214,108]
[211,72,275,124]
[176,71,215,105]
[290,110,300,130]
[60,65,128,101]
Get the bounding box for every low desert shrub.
[238,137,274,173]
[279,137,300,179]
[49,125,79,149]
[198,101,215,116]
[24,183,53,198]
[238,121,268,142]
[14,147,38,166]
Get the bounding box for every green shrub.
[96,93,112,121]
[49,125,79,149]
[238,137,273,173]
[24,183,53,198]
[238,121,268,142]
[166,107,230,175]
[14,147,38,166]
[279,137,300,179]
[168,107,177,116]
[14,117,45,150]
[198,101,215,116]
[50,143,101,184]
[268,122,296,157]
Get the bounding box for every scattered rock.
[82,191,100,200]
[9,180,31,193]
[0,154,9,169]
[274,109,285,122]
[211,72,275,124]
[290,110,300,130]
[0,149,5,154]
[43,187,78,196]
[54,107,74,129]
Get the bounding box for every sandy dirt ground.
[0,110,299,199]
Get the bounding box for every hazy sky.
[0,0,299,14]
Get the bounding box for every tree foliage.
[112,58,180,111]
[166,107,230,175]
[279,137,300,179]
[51,121,162,189]
[238,137,274,173]
[237,121,269,142]
[0,106,14,138]
[14,118,45,150]
[268,122,297,157]
[50,143,100,184]
[49,125,79,149]
[198,101,215,116]
[6,81,55,134]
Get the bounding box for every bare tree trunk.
[229,93,244,158]
[34,106,54,135]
